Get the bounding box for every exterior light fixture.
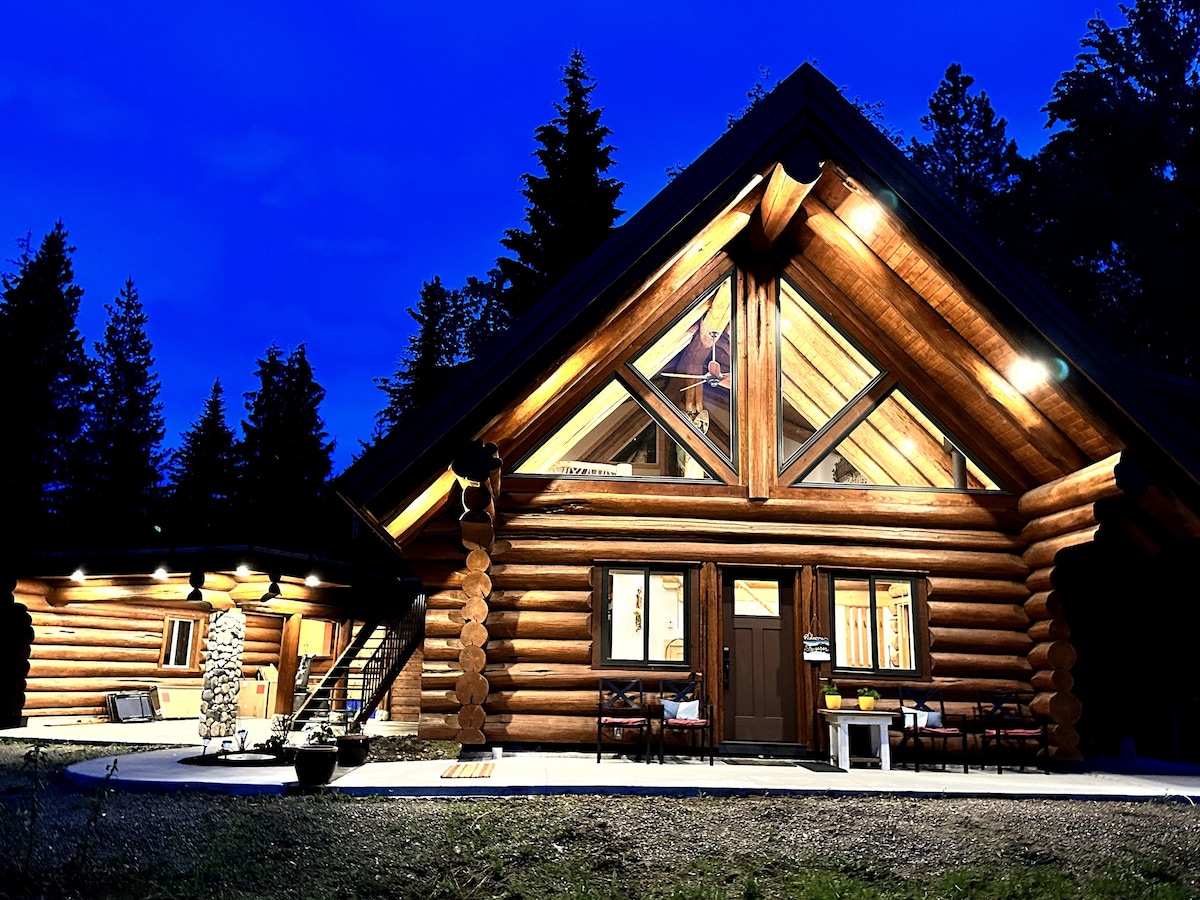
[304,574,321,588]
[70,568,86,583]
[1010,359,1049,393]
[235,565,251,577]
[153,567,169,581]
[848,200,881,235]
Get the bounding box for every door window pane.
[733,579,779,617]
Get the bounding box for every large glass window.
[632,277,736,466]
[778,279,880,468]
[799,388,1000,490]
[602,568,688,665]
[829,573,918,675]
[514,379,713,480]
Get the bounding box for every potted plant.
[857,687,881,711]
[335,717,372,767]
[293,719,338,786]
[822,682,842,709]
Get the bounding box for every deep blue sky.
[2,2,1123,472]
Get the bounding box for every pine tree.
[908,64,1023,226]
[239,343,334,546]
[462,268,511,358]
[168,380,239,543]
[0,222,90,544]
[374,276,467,430]
[84,279,166,545]
[498,49,623,318]
[1021,0,1199,376]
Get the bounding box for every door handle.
[723,646,731,689]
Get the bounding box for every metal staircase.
[292,589,426,732]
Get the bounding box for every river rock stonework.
[198,609,246,739]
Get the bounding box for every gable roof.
[338,63,1199,526]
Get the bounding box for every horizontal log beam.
[928,628,1033,654]
[1020,503,1098,545]
[497,513,1023,552]
[484,539,1028,580]
[1031,691,1083,725]
[1018,453,1126,519]
[1023,526,1099,570]
[500,485,1022,530]
[926,578,1029,603]
[1028,641,1077,671]
[931,652,1032,678]
[1031,669,1074,693]
[1028,619,1070,642]
[28,645,160,664]
[489,590,594,613]
[1025,592,1062,621]
[927,602,1029,630]
[485,640,592,663]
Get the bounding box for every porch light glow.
[153,567,168,581]
[848,200,881,235]
[304,574,321,588]
[1010,358,1049,393]
[235,565,251,577]
[70,568,86,582]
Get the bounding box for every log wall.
[18,577,353,724]
[412,479,1041,747]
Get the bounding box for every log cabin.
[3,543,425,731]
[336,63,1200,763]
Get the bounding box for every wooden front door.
[722,571,797,743]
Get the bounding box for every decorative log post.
[452,441,503,745]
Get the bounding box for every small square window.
[298,619,336,658]
[161,618,197,669]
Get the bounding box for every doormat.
[796,760,843,773]
[723,758,799,767]
[441,762,495,779]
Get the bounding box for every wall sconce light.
[153,567,169,581]
[304,574,321,588]
[70,568,86,583]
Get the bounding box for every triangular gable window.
[778,278,880,470]
[631,277,736,467]
[795,387,1001,490]
[514,379,716,481]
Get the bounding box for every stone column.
[199,608,246,739]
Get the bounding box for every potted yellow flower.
[857,687,880,711]
[821,682,842,709]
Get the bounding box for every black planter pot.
[293,746,338,785]
[336,734,371,767]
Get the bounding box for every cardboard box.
[156,686,202,719]
[237,680,276,718]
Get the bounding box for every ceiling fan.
[661,330,729,392]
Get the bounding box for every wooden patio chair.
[976,690,1049,773]
[657,677,714,765]
[896,686,968,773]
[597,678,652,763]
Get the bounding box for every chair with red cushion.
[896,686,968,773]
[657,677,714,765]
[976,690,1049,773]
[597,679,652,763]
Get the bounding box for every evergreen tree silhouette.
[84,279,166,546]
[499,49,623,318]
[0,222,90,546]
[168,380,239,543]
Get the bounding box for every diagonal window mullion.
[779,374,897,486]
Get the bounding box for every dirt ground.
[2,739,1198,899]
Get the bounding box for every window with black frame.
[602,567,689,666]
[829,572,919,675]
